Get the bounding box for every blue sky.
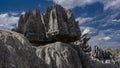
[0,0,120,48]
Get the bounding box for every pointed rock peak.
[51,4,63,8]
[47,4,62,8]
[26,10,32,15]
[32,9,40,15]
[46,4,64,12]
[16,4,81,44]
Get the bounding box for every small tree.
[104,48,117,60]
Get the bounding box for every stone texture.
[92,46,112,61]
[72,45,119,68]
[45,5,81,42]
[35,42,82,68]
[17,4,81,44]
[9,4,119,68]
[18,9,46,44]
[82,59,118,68]
[0,30,47,68]
[73,33,91,53]
[0,30,118,68]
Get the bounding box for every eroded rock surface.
[17,9,46,44]
[82,59,118,68]
[9,4,119,68]
[73,45,119,68]
[17,4,81,45]
[35,42,82,68]
[0,30,47,68]
[45,5,81,42]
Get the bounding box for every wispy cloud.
[76,17,93,25]
[52,0,120,10]
[0,13,19,30]
[52,0,95,9]
[102,36,111,41]
[104,0,120,10]
[112,19,120,22]
[88,29,120,48]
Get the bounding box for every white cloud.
[76,17,93,25]
[88,30,120,48]
[53,0,95,9]
[104,0,120,10]
[9,12,19,16]
[0,13,19,30]
[103,36,111,41]
[52,0,120,10]
[112,19,120,22]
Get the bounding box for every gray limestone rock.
[18,9,46,44]
[82,59,118,68]
[92,46,112,61]
[0,30,47,68]
[45,5,81,42]
[72,45,119,68]
[35,42,82,68]
[0,30,118,68]
[1,4,119,68]
[17,4,81,44]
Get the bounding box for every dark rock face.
[45,5,81,42]
[18,9,46,44]
[17,4,81,45]
[36,42,82,68]
[0,30,47,68]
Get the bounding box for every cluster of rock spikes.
[13,4,81,46]
[0,4,118,68]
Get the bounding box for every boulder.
[0,30,47,68]
[35,42,82,68]
[45,4,81,42]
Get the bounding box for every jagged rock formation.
[5,4,119,68]
[16,4,81,45]
[0,30,118,68]
[0,30,47,68]
[73,33,91,53]
[92,46,113,62]
[45,5,81,42]
[82,59,118,68]
[17,9,46,45]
